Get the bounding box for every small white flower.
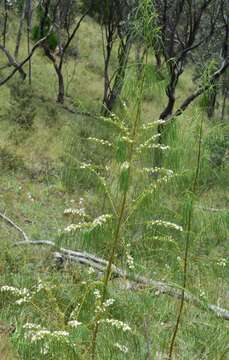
[68,320,82,328]
[200,290,206,298]
[93,289,101,299]
[93,214,112,227]
[40,344,49,355]
[148,220,183,232]
[121,161,130,170]
[99,319,131,332]
[52,330,69,337]
[103,298,115,307]
[87,137,112,147]
[217,258,227,267]
[23,323,41,330]
[114,343,129,353]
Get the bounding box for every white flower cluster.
[148,220,183,232]
[126,253,135,270]
[0,285,31,305]
[121,161,130,170]
[94,289,115,313]
[79,162,92,169]
[0,285,29,296]
[23,323,42,330]
[92,214,112,227]
[1,279,49,306]
[137,134,161,153]
[217,258,227,267]
[200,290,206,298]
[142,167,174,177]
[69,303,80,320]
[68,320,82,328]
[99,319,131,332]
[93,289,101,299]
[64,214,112,233]
[87,137,112,147]
[147,143,170,150]
[126,244,135,270]
[103,298,115,307]
[64,208,86,217]
[35,279,45,293]
[23,323,70,343]
[142,119,166,130]
[121,136,133,144]
[64,222,91,233]
[114,342,129,353]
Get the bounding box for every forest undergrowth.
[0,4,229,360]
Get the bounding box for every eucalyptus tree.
[82,0,136,114]
[32,0,88,103]
[191,0,229,119]
[151,0,229,165]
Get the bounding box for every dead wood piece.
[196,206,229,213]
[14,240,229,321]
[0,212,29,242]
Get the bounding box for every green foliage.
[132,0,161,49]
[198,60,218,110]
[204,125,229,168]
[0,4,228,360]
[32,25,58,51]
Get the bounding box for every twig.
[196,206,229,213]
[14,240,229,321]
[0,212,29,241]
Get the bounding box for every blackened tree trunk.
[2,0,8,47]
[26,0,33,84]
[102,35,132,114]
[56,67,65,104]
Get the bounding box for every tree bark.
[102,36,132,115]
[56,68,65,104]
[2,0,8,47]
[14,0,27,59]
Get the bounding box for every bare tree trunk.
[56,67,65,104]
[154,64,182,167]
[102,32,113,113]
[14,0,27,59]
[26,0,32,84]
[102,36,132,115]
[2,0,8,47]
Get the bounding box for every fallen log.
[14,240,229,321]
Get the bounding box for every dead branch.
[14,240,229,321]
[0,28,53,86]
[0,212,29,241]
[0,44,26,79]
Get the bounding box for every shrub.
[0,146,25,172]
[7,79,36,129]
[204,128,229,168]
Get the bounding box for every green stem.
[168,114,203,360]
[90,59,146,360]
